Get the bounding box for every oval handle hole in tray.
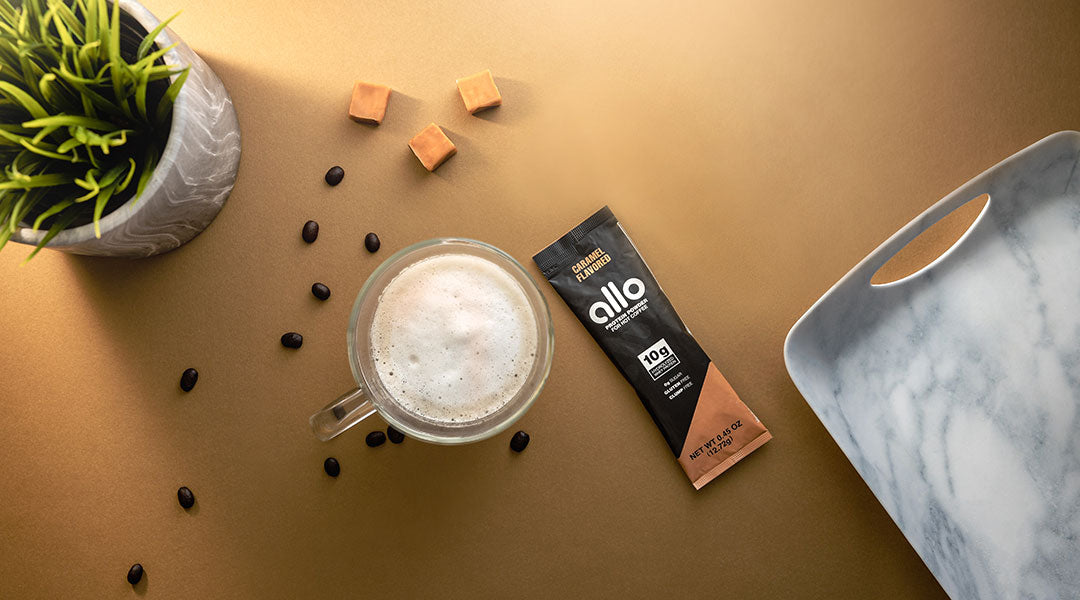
[870,193,990,285]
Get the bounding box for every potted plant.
[0,0,240,260]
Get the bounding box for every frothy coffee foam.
[370,253,539,423]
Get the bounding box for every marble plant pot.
[10,0,241,258]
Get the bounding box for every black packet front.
[534,206,771,489]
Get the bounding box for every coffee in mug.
[311,239,554,444]
[369,253,539,423]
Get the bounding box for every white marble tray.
[785,131,1080,600]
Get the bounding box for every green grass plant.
[0,0,186,260]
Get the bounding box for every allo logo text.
[589,278,646,324]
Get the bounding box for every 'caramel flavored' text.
[572,247,611,282]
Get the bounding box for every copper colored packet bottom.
[534,206,771,489]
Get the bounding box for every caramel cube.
[456,69,502,114]
[409,124,456,172]
[348,81,391,125]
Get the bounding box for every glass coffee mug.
[310,238,554,444]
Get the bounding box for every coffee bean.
[302,220,319,243]
[365,431,386,447]
[332,404,346,420]
[364,232,380,253]
[324,165,344,186]
[323,457,340,477]
[311,282,331,301]
[281,332,303,349]
[510,430,530,452]
[386,425,405,444]
[177,486,195,509]
[127,563,143,585]
[179,368,199,392]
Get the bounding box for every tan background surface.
[2,0,1078,597]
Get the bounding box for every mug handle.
[310,388,377,441]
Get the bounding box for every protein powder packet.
[534,206,771,489]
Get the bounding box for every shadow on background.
[474,77,532,126]
[56,51,359,597]
[58,49,528,596]
[133,570,147,596]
